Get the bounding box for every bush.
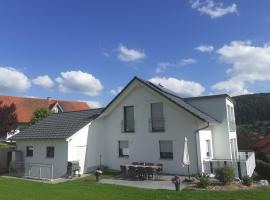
[256,159,270,179]
[197,173,210,188]
[215,166,235,185]
[242,176,253,186]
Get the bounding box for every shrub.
[242,176,253,186]
[197,173,210,188]
[255,159,270,179]
[215,166,235,185]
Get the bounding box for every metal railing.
[121,120,135,133]
[203,151,255,178]
[149,118,165,132]
[9,162,54,181]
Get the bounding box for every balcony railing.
[203,151,255,178]
[149,118,165,132]
[121,120,135,133]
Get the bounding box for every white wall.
[84,119,105,172]
[67,123,90,173]
[97,84,204,175]
[187,97,232,159]
[198,129,213,173]
[16,140,68,179]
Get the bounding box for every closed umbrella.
[182,137,190,179]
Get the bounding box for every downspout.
[194,122,209,174]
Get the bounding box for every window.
[26,146,33,157]
[46,146,55,158]
[118,141,129,157]
[150,103,165,132]
[206,140,211,157]
[227,105,236,132]
[159,141,173,159]
[123,106,134,132]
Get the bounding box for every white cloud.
[56,70,103,96]
[0,67,31,92]
[149,77,205,97]
[190,0,238,19]
[117,44,146,62]
[212,40,270,95]
[195,45,214,53]
[79,100,102,108]
[179,58,197,66]
[32,75,54,89]
[155,62,174,73]
[110,86,123,96]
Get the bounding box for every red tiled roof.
[254,134,270,154]
[0,96,90,123]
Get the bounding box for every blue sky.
[1,0,270,107]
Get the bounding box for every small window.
[118,141,129,157]
[46,146,55,158]
[206,140,211,157]
[150,103,165,132]
[26,146,33,157]
[123,106,134,132]
[159,141,173,159]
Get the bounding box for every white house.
[12,77,256,180]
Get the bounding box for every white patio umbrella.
[182,137,191,179]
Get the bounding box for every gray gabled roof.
[12,108,103,140]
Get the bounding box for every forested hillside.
[233,93,270,149]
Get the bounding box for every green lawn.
[0,176,269,200]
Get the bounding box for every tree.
[0,101,18,138]
[29,108,51,125]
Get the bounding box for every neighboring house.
[12,109,102,179]
[12,77,256,180]
[255,134,270,161]
[0,96,89,138]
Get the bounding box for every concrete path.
[100,176,187,191]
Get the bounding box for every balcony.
[121,120,135,133]
[203,151,255,178]
[149,118,165,132]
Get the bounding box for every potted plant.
[95,168,103,182]
[171,175,181,191]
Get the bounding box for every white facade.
[16,123,90,179]
[14,78,255,179]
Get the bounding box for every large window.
[26,146,33,157]
[46,146,55,158]
[118,141,129,157]
[150,102,165,132]
[227,104,236,132]
[159,140,173,159]
[123,106,134,132]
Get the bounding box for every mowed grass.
[0,176,270,200]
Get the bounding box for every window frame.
[118,140,129,158]
[123,106,135,133]
[26,146,33,157]
[46,146,55,158]
[159,140,173,160]
[150,102,165,132]
[205,139,212,157]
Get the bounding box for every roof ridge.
[51,108,104,115]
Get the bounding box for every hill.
[233,93,270,149]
